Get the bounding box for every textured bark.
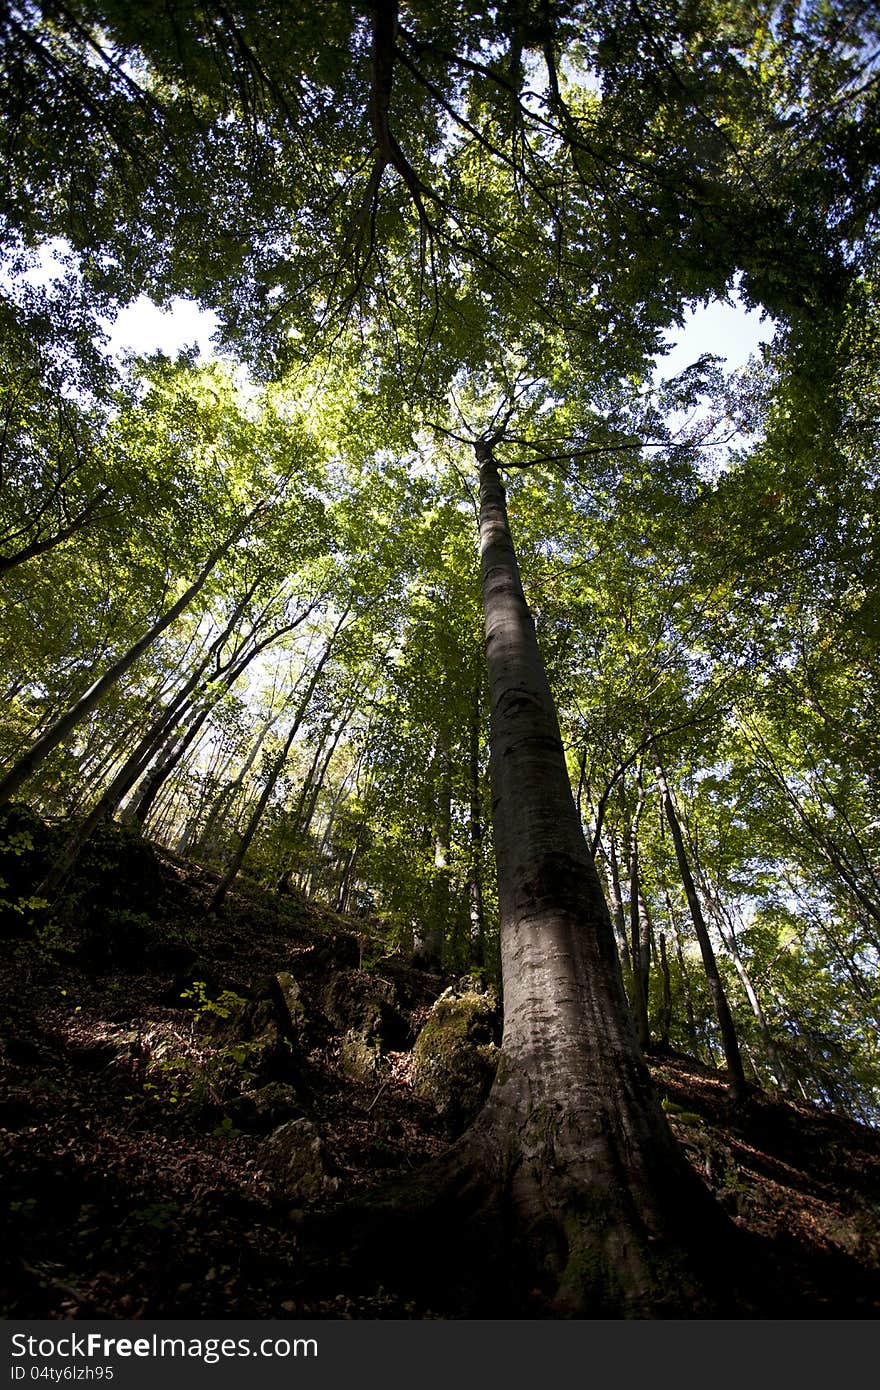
[466,689,486,968]
[462,444,733,1314]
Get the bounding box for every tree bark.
[451,443,733,1314]
[466,685,486,969]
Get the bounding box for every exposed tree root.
[299,1080,768,1318]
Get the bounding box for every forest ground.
[1,822,878,1319]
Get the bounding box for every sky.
[15,237,775,375]
[654,291,774,378]
[105,287,774,376]
[104,295,220,361]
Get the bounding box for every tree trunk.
[209,608,349,911]
[599,832,633,993]
[699,873,791,1095]
[651,747,748,1101]
[665,889,697,1046]
[657,930,673,1051]
[445,443,735,1314]
[627,780,651,1050]
[466,687,486,969]
[0,504,264,805]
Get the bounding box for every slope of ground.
[1,823,878,1319]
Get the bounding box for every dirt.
[1,838,878,1319]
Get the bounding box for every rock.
[321,970,408,1050]
[233,1082,302,1133]
[195,993,305,1089]
[72,818,163,919]
[412,981,501,1135]
[339,1029,387,1084]
[274,972,307,1037]
[313,934,361,971]
[261,1118,339,1204]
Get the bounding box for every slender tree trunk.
[600,832,633,992]
[195,703,288,858]
[651,747,748,1101]
[209,609,349,911]
[699,876,791,1094]
[34,586,263,897]
[426,719,453,969]
[448,443,732,1315]
[657,931,673,1051]
[627,780,651,1050]
[665,889,697,1046]
[0,505,264,805]
[129,601,314,826]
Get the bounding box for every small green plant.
[132,1200,180,1231]
[180,980,247,1021]
[212,1114,241,1139]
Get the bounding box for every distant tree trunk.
[657,931,673,1051]
[426,720,453,969]
[196,700,290,858]
[442,442,732,1315]
[129,600,314,827]
[665,889,697,1046]
[209,609,349,911]
[335,821,365,914]
[598,832,632,993]
[302,760,361,899]
[651,746,748,1101]
[0,505,264,805]
[627,778,651,1050]
[34,584,263,898]
[696,871,791,1095]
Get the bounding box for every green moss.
[412,986,500,1134]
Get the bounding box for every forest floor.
[1,821,878,1319]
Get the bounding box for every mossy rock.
[274,971,307,1039]
[233,1081,303,1133]
[321,970,408,1050]
[412,983,501,1135]
[339,1028,388,1084]
[260,1118,339,1205]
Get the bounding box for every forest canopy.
[1,0,879,1318]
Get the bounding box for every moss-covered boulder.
[233,1081,302,1133]
[339,1028,387,1084]
[274,971,307,1039]
[412,982,501,1135]
[260,1118,339,1205]
[321,970,408,1049]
